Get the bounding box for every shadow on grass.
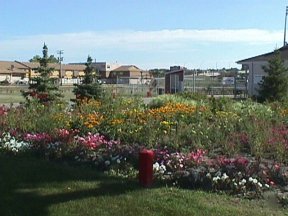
[0,154,142,216]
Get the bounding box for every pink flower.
[190,149,206,164]
[274,164,281,171]
[23,132,52,143]
[76,133,119,150]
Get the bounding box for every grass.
[0,85,150,104]
[0,86,26,104]
[0,86,75,104]
[0,154,286,216]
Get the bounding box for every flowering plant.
[0,132,30,154]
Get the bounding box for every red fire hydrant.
[139,149,154,187]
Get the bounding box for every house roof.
[165,69,184,76]
[61,64,86,71]
[15,61,86,71]
[0,61,27,74]
[112,65,142,72]
[237,46,288,64]
[0,60,86,75]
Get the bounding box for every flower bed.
[0,95,288,205]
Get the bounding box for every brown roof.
[0,61,27,74]
[0,60,86,76]
[13,61,86,71]
[237,46,288,64]
[111,65,142,72]
[62,64,86,71]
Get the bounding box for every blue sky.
[0,0,286,69]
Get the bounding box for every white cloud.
[0,28,282,68]
[1,28,282,49]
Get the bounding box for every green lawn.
[0,85,149,104]
[0,154,286,216]
[0,86,75,104]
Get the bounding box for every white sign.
[222,77,235,85]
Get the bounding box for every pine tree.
[73,56,102,100]
[258,50,288,102]
[22,44,63,103]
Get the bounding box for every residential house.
[0,61,27,83]
[108,65,151,84]
[92,62,120,80]
[236,46,288,96]
[0,60,151,86]
[0,60,86,85]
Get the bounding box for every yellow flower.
[161,121,170,126]
[111,118,124,125]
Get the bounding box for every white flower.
[241,179,247,184]
[159,164,166,174]
[206,173,211,178]
[249,177,253,182]
[105,160,111,166]
[221,173,229,180]
[253,179,258,184]
[264,184,270,188]
[213,176,220,182]
[239,179,247,186]
[153,162,160,171]
[257,182,262,188]
[116,159,121,164]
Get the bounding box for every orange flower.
[81,112,104,128]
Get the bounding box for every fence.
[0,75,248,99]
[152,76,247,98]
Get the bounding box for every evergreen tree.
[73,56,102,100]
[29,54,59,63]
[258,50,288,102]
[22,44,63,103]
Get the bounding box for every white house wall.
[245,61,267,96]
[245,60,288,96]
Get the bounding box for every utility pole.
[284,6,288,46]
[57,50,64,86]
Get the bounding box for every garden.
[1,93,288,209]
[1,46,288,215]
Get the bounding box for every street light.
[284,6,288,46]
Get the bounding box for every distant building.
[0,61,27,83]
[0,60,85,84]
[0,60,152,85]
[165,66,184,93]
[91,62,120,79]
[237,46,288,96]
[108,65,151,84]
